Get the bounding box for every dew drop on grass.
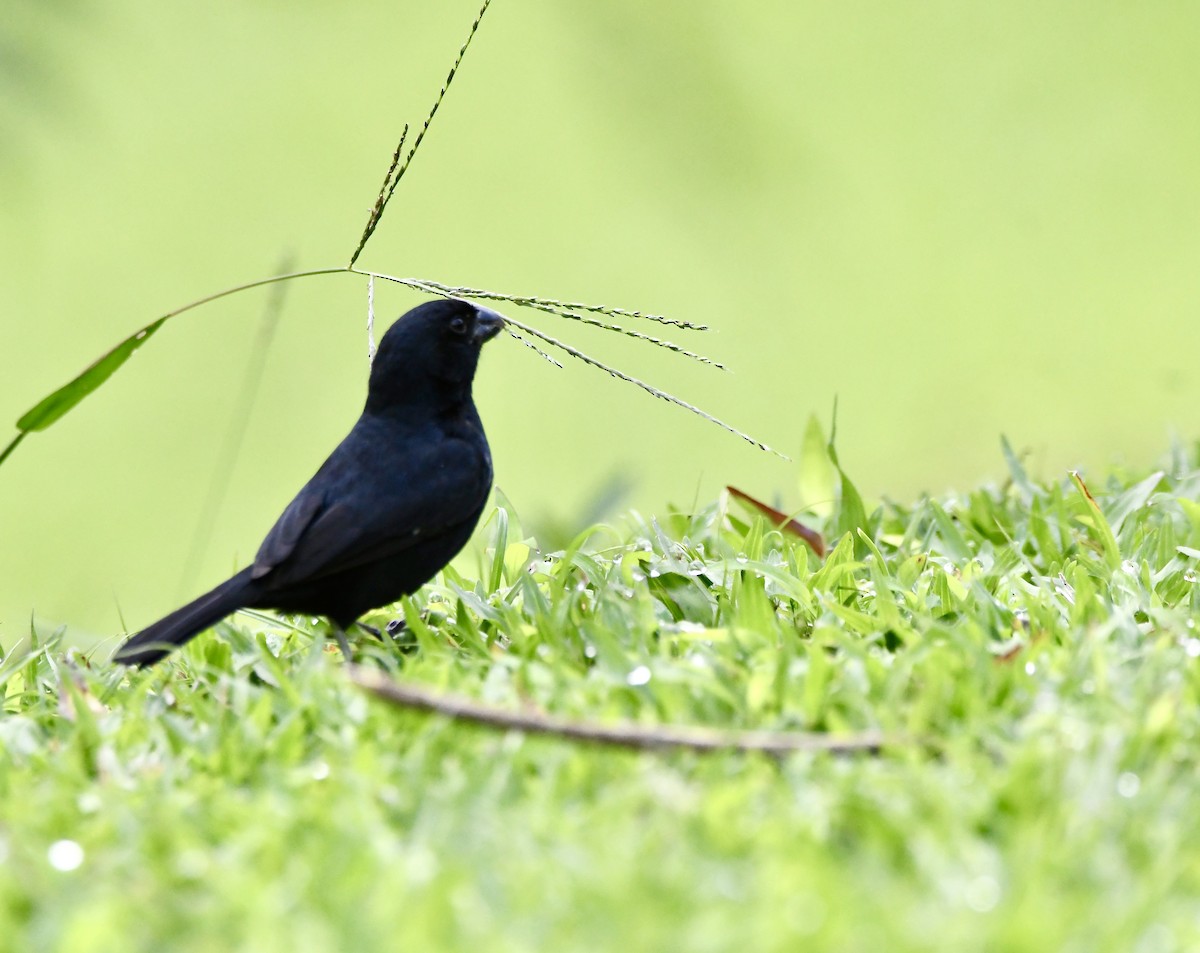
[1117,772,1141,798]
[48,840,84,872]
[964,875,1000,913]
[735,554,749,565]
[583,644,597,659]
[626,665,652,686]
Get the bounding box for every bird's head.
[366,298,504,415]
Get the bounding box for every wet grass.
[2,440,1199,951]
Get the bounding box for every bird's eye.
[449,316,468,336]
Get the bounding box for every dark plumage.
[114,298,503,667]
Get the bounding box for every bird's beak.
[473,306,506,343]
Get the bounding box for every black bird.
[114,298,504,667]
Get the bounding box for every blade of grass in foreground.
[1,268,347,475]
[16,317,168,433]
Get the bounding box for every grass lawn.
[3,437,1199,952]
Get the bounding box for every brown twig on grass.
[348,665,890,755]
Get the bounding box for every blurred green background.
[3,0,1198,645]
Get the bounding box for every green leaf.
[1000,434,1035,500]
[822,402,870,556]
[1069,470,1121,570]
[797,415,835,518]
[15,317,167,433]
[1106,470,1164,537]
[835,465,869,551]
[487,505,510,594]
[0,433,26,469]
[928,500,973,563]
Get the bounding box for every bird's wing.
[251,435,490,585]
[252,486,325,579]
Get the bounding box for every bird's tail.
[113,568,258,667]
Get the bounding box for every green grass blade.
[1069,470,1122,570]
[2,267,350,472]
[15,317,168,433]
[0,432,26,469]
